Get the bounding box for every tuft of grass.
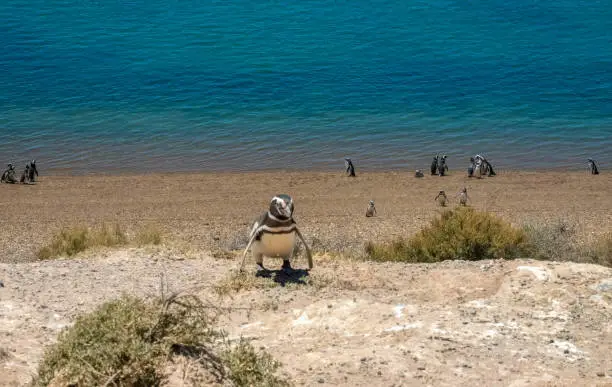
[223,339,290,387]
[37,224,128,260]
[365,207,530,263]
[32,294,288,387]
[134,224,163,246]
[586,233,612,268]
[213,270,278,297]
[38,224,168,259]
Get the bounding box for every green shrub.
[223,339,290,387]
[31,294,288,386]
[365,207,530,263]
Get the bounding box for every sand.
[0,170,611,386]
[0,170,610,263]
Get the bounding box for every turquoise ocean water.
[1,0,611,173]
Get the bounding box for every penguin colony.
[241,156,602,273]
[1,160,38,184]
[0,155,601,273]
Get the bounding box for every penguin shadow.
[256,268,310,287]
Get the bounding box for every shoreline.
[0,170,610,264]
[14,166,604,177]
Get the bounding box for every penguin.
[588,159,599,175]
[345,158,356,177]
[468,157,475,178]
[415,169,424,178]
[430,155,438,175]
[366,200,377,217]
[241,194,313,273]
[1,164,17,184]
[434,190,447,207]
[20,164,30,184]
[437,155,449,176]
[27,160,38,182]
[457,187,469,206]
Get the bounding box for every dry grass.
[585,232,612,268]
[213,270,279,297]
[37,224,165,259]
[31,294,288,387]
[523,220,578,262]
[37,224,128,260]
[364,207,530,263]
[223,339,290,387]
[524,221,612,267]
[134,224,164,246]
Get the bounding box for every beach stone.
[593,279,612,292]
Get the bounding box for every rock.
[593,279,612,292]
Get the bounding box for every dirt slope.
[1,248,611,386]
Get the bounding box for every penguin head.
[369,200,375,206]
[269,194,294,220]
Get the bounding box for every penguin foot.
[281,260,293,273]
[255,263,271,277]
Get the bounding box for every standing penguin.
[345,158,356,177]
[27,160,38,182]
[434,190,448,207]
[468,157,475,177]
[588,159,599,175]
[457,187,469,206]
[430,155,439,175]
[241,194,313,273]
[20,164,30,184]
[437,155,449,176]
[365,200,377,217]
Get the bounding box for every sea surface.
[1,0,611,174]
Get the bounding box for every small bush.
[37,224,128,259]
[135,225,163,246]
[523,220,578,262]
[32,294,288,386]
[223,339,290,387]
[365,207,530,263]
[523,221,612,267]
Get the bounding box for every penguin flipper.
[295,227,313,269]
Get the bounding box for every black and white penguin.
[588,159,599,175]
[430,155,438,175]
[437,155,448,176]
[27,160,38,182]
[345,158,356,177]
[241,194,313,273]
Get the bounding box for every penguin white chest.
[256,232,296,258]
